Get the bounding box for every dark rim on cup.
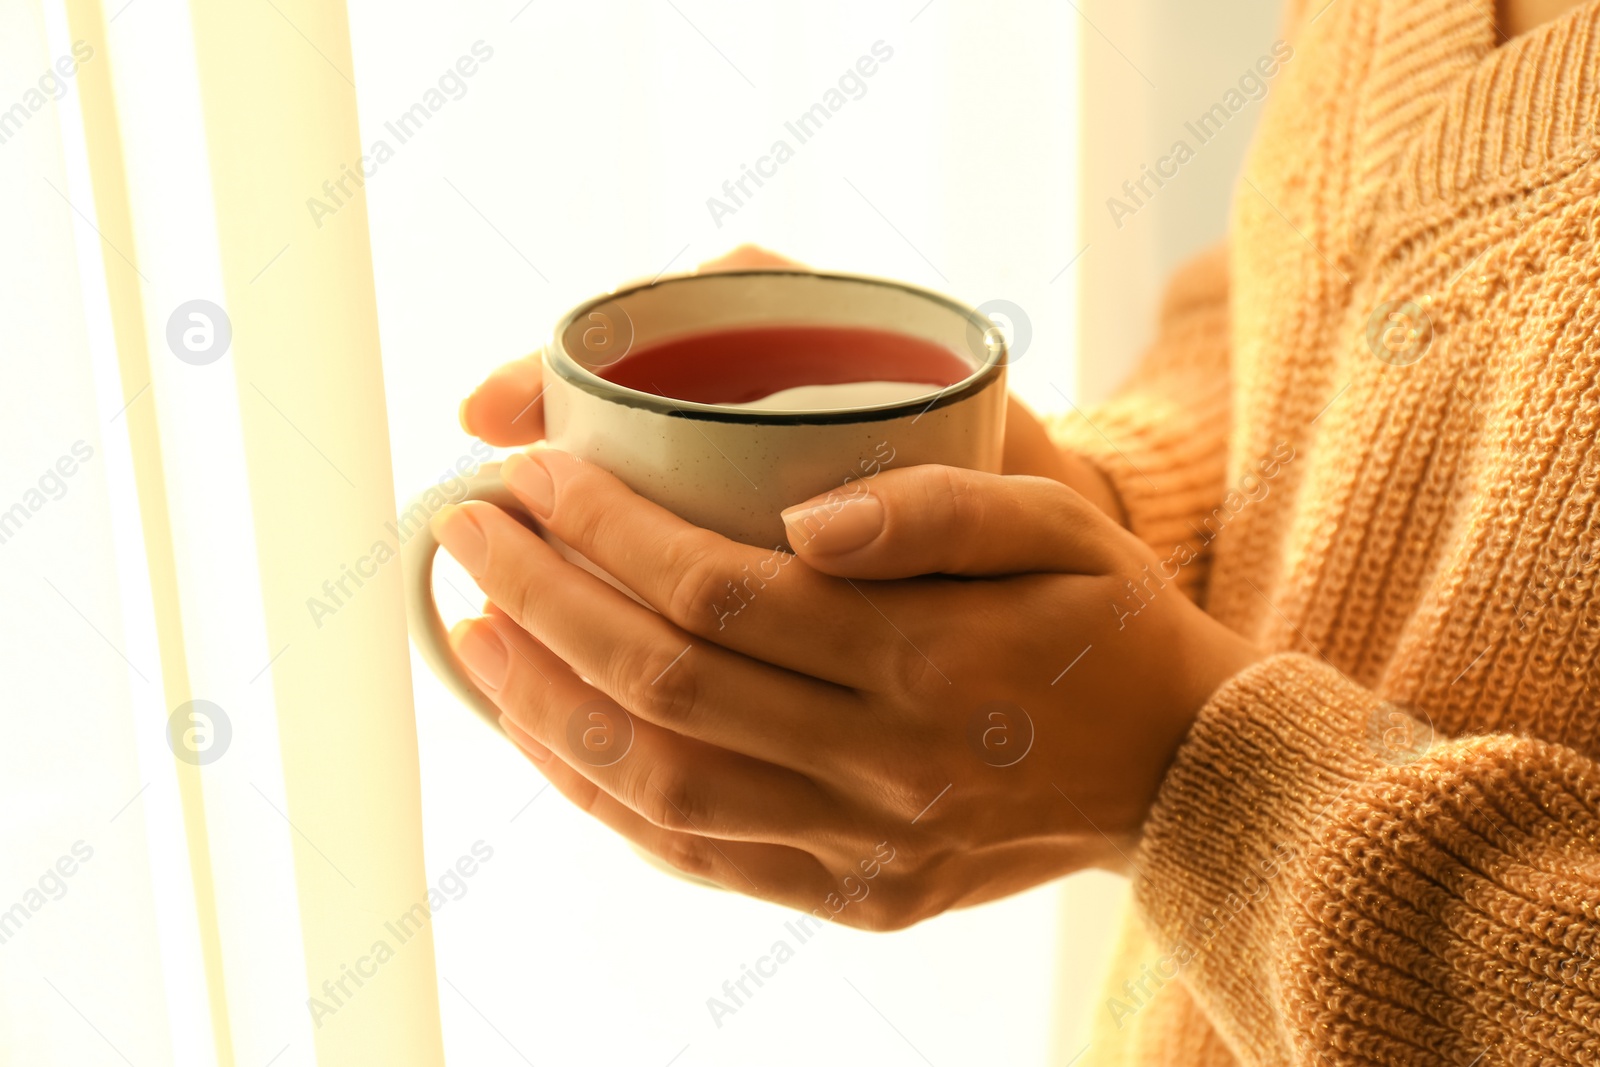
[544,269,1009,426]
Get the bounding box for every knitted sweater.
[1047,0,1600,1063]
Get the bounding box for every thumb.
[779,465,1138,579]
[695,243,806,273]
[459,353,545,446]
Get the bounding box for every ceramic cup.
[403,268,1008,733]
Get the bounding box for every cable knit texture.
[1047,0,1600,1063]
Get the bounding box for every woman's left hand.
[432,451,1261,928]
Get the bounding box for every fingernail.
[782,492,883,554]
[499,714,551,762]
[451,618,508,690]
[502,451,554,518]
[432,503,487,576]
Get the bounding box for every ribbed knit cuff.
[1126,653,1393,1054]
[1130,653,1600,1063]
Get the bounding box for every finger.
[497,449,904,687]
[499,715,837,900]
[461,247,803,441]
[614,245,809,290]
[450,614,850,844]
[779,465,1146,579]
[695,244,806,273]
[460,354,545,446]
[433,501,867,766]
[1002,395,1127,521]
[1001,394,1075,481]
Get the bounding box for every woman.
[442,0,1600,1060]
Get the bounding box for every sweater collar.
[1383,0,1600,209]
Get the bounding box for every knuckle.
[854,883,922,932]
[574,489,632,561]
[568,775,606,818]
[919,464,966,517]
[654,832,716,881]
[890,645,940,697]
[863,907,913,933]
[662,536,734,632]
[482,618,538,693]
[929,462,967,506]
[883,860,950,927]
[638,762,705,833]
[896,775,954,831]
[550,462,637,560]
[479,537,542,625]
[931,468,985,569]
[612,638,699,726]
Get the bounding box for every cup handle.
[401,459,521,731]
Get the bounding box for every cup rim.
[545,269,1008,425]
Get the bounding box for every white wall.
[1078,0,1284,403]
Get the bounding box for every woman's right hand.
[457,243,1126,523]
[457,350,547,447]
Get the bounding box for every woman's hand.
[457,244,1128,521]
[432,452,1262,929]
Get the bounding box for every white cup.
[404,269,1007,731]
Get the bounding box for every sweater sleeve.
[1132,652,1600,1065]
[1045,243,1233,602]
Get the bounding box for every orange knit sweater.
[1047,0,1600,1063]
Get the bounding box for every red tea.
[596,324,972,407]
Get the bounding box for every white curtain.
[4,0,439,1063]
